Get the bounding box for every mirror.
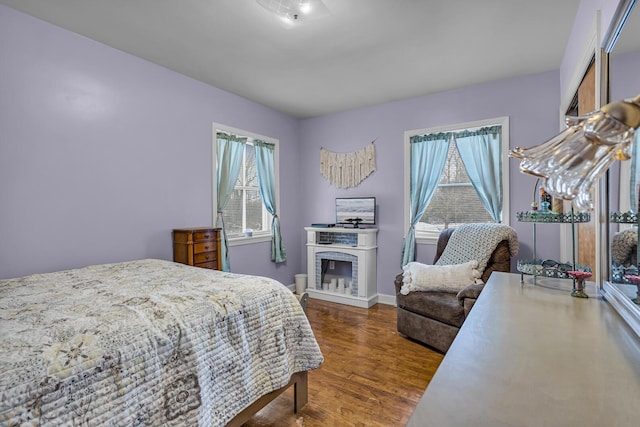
[604,0,640,337]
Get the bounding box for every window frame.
[211,123,280,246]
[403,117,510,245]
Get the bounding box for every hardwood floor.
[243,299,444,427]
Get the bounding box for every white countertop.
[407,273,640,427]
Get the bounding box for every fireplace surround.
[305,227,378,308]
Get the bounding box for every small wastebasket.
[294,274,307,295]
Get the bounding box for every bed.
[0,259,323,426]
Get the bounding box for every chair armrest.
[481,240,512,283]
[456,283,484,317]
[394,273,404,295]
[456,283,485,304]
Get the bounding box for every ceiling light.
[257,0,319,22]
[298,2,312,14]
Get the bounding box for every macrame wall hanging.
[320,141,376,188]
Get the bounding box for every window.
[222,142,271,236]
[212,124,279,245]
[404,117,510,243]
[420,139,494,230]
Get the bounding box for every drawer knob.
[205,255,209,260]
[204,234,210,239]
[204,246,209,250]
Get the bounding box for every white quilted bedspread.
[0,259,323,426]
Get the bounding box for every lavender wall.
[0,5,302,284]
[0,4,568,299]
[300,71,562,296]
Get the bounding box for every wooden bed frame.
[226,371,308,426]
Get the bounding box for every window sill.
[228,234,271,246]
[416,236,438,245]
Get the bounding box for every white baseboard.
[377,293,397,306]
[299,288,396,307]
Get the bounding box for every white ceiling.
[0,0,582,119]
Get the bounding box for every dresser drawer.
[193,230,216,242]
[195,261,218,269]
[193,242,216,254]
[194,252,217,264]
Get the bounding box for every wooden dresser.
[172,227,222,270]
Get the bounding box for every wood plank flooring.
[243,299,444,427]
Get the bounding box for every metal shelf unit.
[516,209,591,284]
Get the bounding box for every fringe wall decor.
[320,141,376,188]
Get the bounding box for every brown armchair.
[395,227,513,353]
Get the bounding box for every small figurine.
[567,271,592,298]
[540,201,551,213]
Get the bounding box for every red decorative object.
[567,271,592,280]
[567,271,591,298]
[624,275,640,284]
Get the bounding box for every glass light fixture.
[510,94,640,211]
[256,0,314,22]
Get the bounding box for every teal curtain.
[401,133,451,266]
[254,140,286,263]
[216,132,246,271]
[455,126,503,222]
[631,131,640,212]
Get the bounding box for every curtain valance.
[411,126,501,143]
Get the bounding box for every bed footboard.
[226,371,308,427]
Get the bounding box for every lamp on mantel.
[510,94,640,211]
[256,0,327,24]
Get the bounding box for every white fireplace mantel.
[304,227,378,308]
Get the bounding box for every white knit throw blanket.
[435,223,519,273]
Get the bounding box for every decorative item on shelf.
[517,259,590,279]
[510,94,640,211]
[623,275,640,305]
[540,187,552,207]
[568,271,592,298]
[552,197,564,214]
[524,178,564,218]
[612,264,639,284]
[539,201,551,213]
